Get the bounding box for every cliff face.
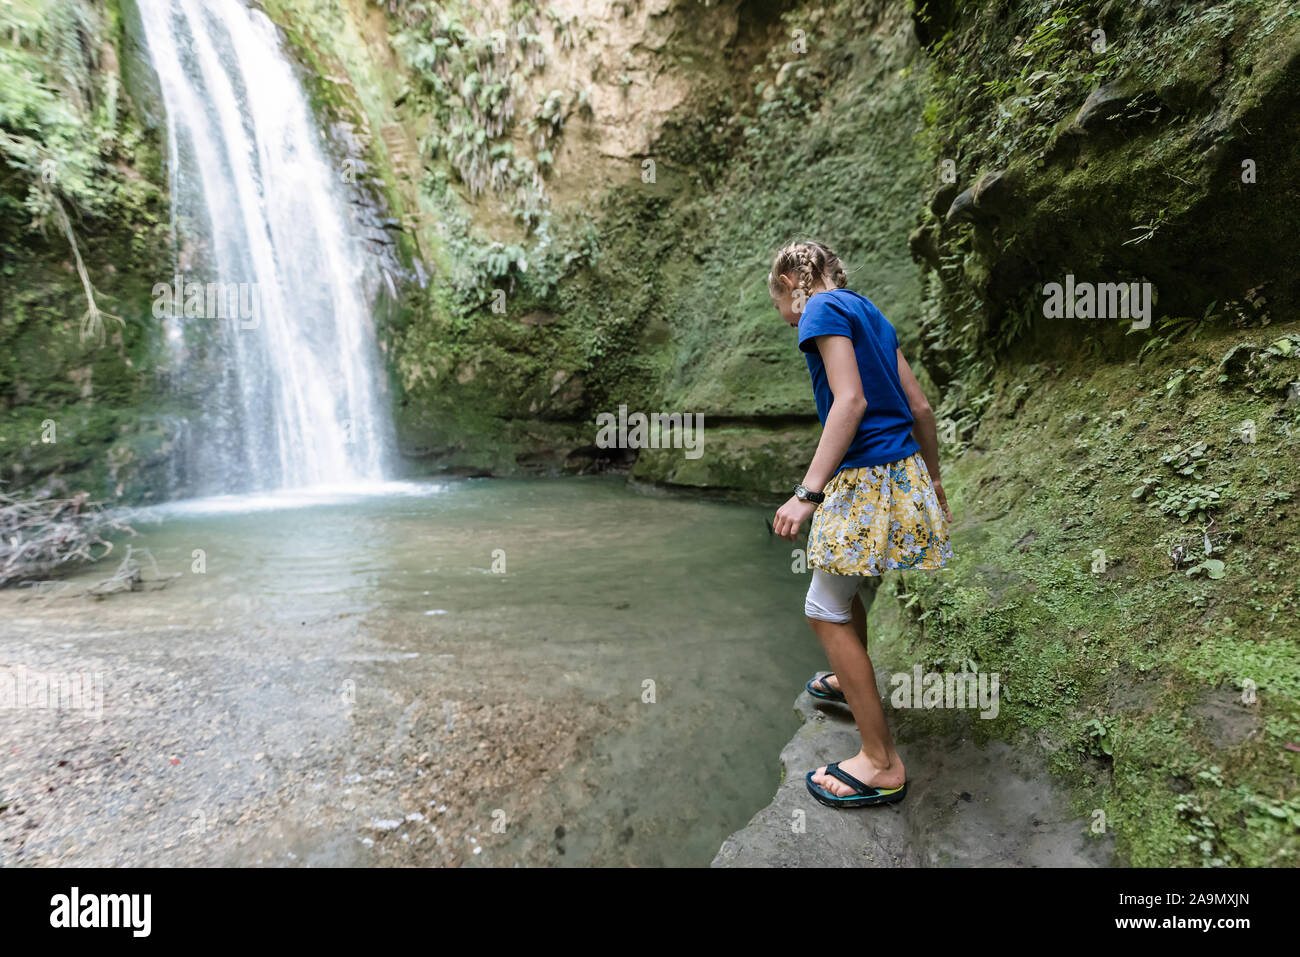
[1,0,924,496]
[887,0,1300,867]
[261,0,929,488]
[0,0,175,500]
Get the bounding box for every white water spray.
[137,0,391,494]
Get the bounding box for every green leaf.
[1186,558,1226,580]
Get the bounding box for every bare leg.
[821,578,879,692]
[806,613,904,794]
[851,590,870,651]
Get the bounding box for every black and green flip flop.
[805,762,908,808]
[805,673,846,703]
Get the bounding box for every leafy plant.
[1159,441,1208,478]
[1175,799,1231,867]
[1185,558,1226,580]
[390,0,579,222]
[1082,717,1113,757]
[1152,479,1229,521]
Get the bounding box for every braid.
[812,241,848,289]
[793,243,817,298]
[768,239,849,301]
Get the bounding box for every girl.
[768,239,953,809]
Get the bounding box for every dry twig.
[0,489,134,586]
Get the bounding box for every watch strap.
[795,483,825,504]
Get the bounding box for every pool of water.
[21,476,825,865]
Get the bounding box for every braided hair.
[767,240,848,303]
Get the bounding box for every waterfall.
[137,0,392,495]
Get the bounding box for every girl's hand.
[932,480,953,523]
[773,496,818,541]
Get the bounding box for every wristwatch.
[794,483,825,504]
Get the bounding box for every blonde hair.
[767,240,848,299]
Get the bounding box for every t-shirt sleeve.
[797,294,854,354]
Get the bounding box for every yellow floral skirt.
[806,451,953,576]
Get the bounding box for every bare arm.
[773,335,865,540]
[802,335,867,492]
[897,348,951,521]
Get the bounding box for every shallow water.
[10,477,825,866]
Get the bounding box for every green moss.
[872,320,1300,865]
[913,0,1300,430]
[632,423,822,493]
[0,0,174,499]
[372,0,932,483]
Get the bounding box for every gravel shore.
[0,593,613,867]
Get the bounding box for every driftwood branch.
[76,545,179,599]
[0,490,134,586]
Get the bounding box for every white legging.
[804,568,875,624]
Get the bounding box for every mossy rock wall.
[267,0,931,490]
[1,0,176,502]
[890,0,1300,865]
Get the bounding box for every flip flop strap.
[815,674,836,693]
[824,761,874,796]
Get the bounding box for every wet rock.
[1216,342,1260,383]
[945,187,975,224]
[908,225,941,271]
[1191,686,1259,750]
[944,169,1011,225]
[1071,80,1138,132]
[713,690,1115,867]
[928,183,958,219]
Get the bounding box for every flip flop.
[805,761,908,808]
[806,673,846,703]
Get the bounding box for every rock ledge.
[712,691,1115,867]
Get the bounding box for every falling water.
[137,0,392,495]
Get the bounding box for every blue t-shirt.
[797,288,920,472]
